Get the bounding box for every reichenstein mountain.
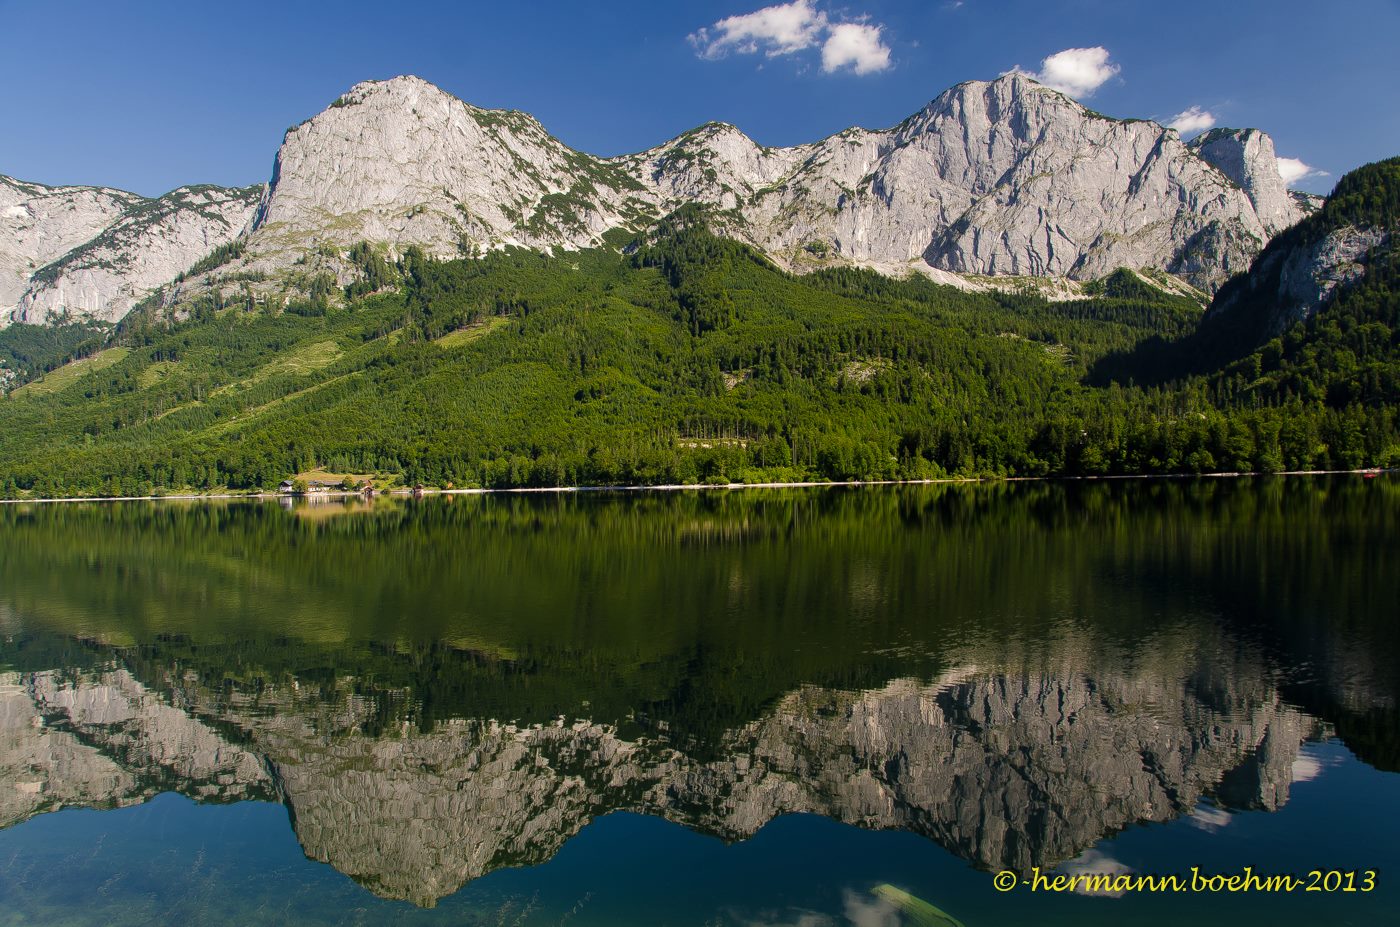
[2,73,1320,329]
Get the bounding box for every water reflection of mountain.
[1,479,1396,906]
[0,632,1329,907]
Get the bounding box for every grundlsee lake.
[0,477,1396,925]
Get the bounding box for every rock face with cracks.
[4,73,1317,327]
[10,184,262,325]
[1,176,143,322]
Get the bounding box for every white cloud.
[1168,105,1216,136]
[690,2,892,75]
[1277,156,1328,187]
[1005,46,1120,98]
[690,0,827,59]
[821,23,891,75]
[842,889,901,927]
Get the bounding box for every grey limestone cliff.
[2,179,262,326]
[623,76,1310,291]
[243,74,1307,295]
[1215,224,1391,336]
[1,175,142,322]
[13,184,263,325]
[1190,127,1318,235]
[0,667,272,831]
[4,73,1319,327]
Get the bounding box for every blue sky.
[1,0,1395,197]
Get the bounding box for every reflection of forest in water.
[1,477,1397,905]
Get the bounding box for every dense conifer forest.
[1,162,1396,498]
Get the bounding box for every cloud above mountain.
[820,22,890,75]
[1005,47,1120,98]
[1277,156,1327,187]
[1169,106,1216,136]
[689,1,892,75]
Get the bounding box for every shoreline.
[0,468,1390,506]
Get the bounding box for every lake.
[0,477,1396,925]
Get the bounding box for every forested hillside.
[1,172,1397,498]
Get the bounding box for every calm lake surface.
[0,478,1396,925]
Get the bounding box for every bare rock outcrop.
[0,667,271,829]
[1190,127,1310,235]
[627,76,1304,291]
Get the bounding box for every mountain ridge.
[3,72,1319,329]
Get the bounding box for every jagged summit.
[248,71,641,263]
[4,72,1319,326]
[1189,127,1312,234]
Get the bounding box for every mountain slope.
[1,175,143,318]
[14,184,262,325]
[243,74,1300,293]
[247,76,649,260]
[1202,157,1399,408]
[1206,156,1397,338]
[1189,127,1322,234]
[1,207,1393,498]
[1084,157,1399,456]
[2,178,262,328]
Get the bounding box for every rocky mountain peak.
[248,73,634,264]
[2,175,257,326]
[10,182,261,325]
[1190,127,1302,234]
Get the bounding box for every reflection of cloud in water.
[1190,802,1233,832]
[735,890,901,927]
[1058,848,1135,898]
[1291,746,1340,783]
[844,890,902,927]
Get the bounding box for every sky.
[1,0,1396,198]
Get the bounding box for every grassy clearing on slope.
[434,316,510,349]
[12,347,130,397]
[201,372,360,437]
[215,340,343,396]
[137,360,181,389]
[291,468,396,487]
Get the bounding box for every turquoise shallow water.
[0,477,1396,924]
